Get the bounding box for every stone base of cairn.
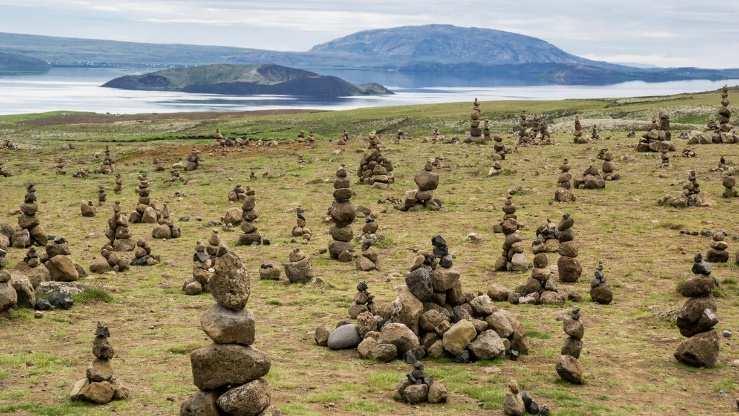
[722,168,737,198]
[554,160,576,202]
[517,113,553,146]
[316,236,530,364]
[358,147,394,189]
[11,247,50,289]
[556,308,585,384]
[131,240,160,266]
[573,116,588,144]
[90,247,130,274]
[106,203,135,252]
[589,261,613,304]
[14,184,47,248]
[393,358,448,404]
[180,249,274,416]
[0,256,16,313]
[705,232,729,263]
[258,262,282,281]
[81,201,96,217]
[658,170,705,208]
[512,253,566,305]
[488,161,503,177]
[152,204,182,239]
[44,237,84,282]
[556,214,582,283]
[674,255,719,368]
[328,166,355,261]
[637,113,676,152]
[70,323,129,404]
[182,234,222,295]
[0,162,12,177]
[236,188,263,246]
[399,161,442,211]
[574,165,606,189]
[600,151,620,181]
[129,175,160,224]
[283,248,314,284]
[184,149,201,171]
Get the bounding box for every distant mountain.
[0,51,49,75]
[3,26,739,85]
[102,64,392,98]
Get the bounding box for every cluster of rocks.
[503,380,550,416]
[532,219,559,254]
[464,99,491,144]
[674,255,720,368]
[492,135,509,160]
[152,204,182,239]
[658,170,705,208]
[70,323,129,404]
[11,184,47,248]
[488,160,503,177]
[236,188,263,246]
[705,232,729,263]
[494,198,530,272]
[637,113,676,152]
[129,174,160,224]
[290,207,312,242]
[357,139,394,188]
[722,168,737,198]
[328,166,355,261]
[393,358,448,404]
[556,214,582,283]
[228,184,247,202]
[131,240,159,266]
[554,159,576,202]
[105,202,135,252]
[398,161,442,211]
[355,215,380,271]
[589,261,613,304]
[184,148,201,171]
[90,246,130,274]
[573,116,588,144]
[556,308,585,384]
[283,248,314,284]
[574,164,606,189]
[511,253,567,305]
[692,86,738,144]
[180,249,276,416]
[599,150,620,181]
[97,146,115,174]
[81,201,97,217]
[517,113,552,146]
[182,232,224,295]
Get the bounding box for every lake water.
[1,68,737,115]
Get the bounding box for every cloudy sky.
[1,0,738,68]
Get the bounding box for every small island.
[102,64,393,98]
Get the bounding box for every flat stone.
[200,304,255,345]
[190,344,270,391]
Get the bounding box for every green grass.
[72,287,113,304]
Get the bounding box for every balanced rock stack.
[589,261,613,304]
[637,112,676,152]
[184,148,201,171]
[106,202,135,251]
[722,168,737,198]
[658,170,705,208]
[180,249,275,416]
[705,232,729,263]
[573,116,588,144]
[0,250,17,312]
[503,380,550,416]
[236,188,263,246]
[70,323,129,404]
[556,308,585,384]
[512,253,565,305]
[554,159,576,202]
[15,247,50,288]
[131,240,159,266]
[348,281,374,318]
[357,141,395,189]
[114,174,122,194]
[393,358,448,405]
[44,237,82,282]
[129,174,159,224]
[81,201,96,217]
[674,254,720,368]
[182,241,215,295]
[574,164,606,189]
[90,246,130,274]
[532,219,559,254]
[399,161,442,211]
[601,151,620,181]
[328,166,355,261]
[488,160,503,177]
[708,85,737,144]
[98,146,114,174]
[556,214,582,283]
[465,98,489,144]
[590,125,600,141]
[493,196,518,234]
[97,186,106,205]
[283,248,314,284]
[152,204,182,239]
[492,136,509,160]
[55,158,66,175]
[290,207,312,241]
[228,184,247,202]
[494,200,530,273]
[16,184,47,248]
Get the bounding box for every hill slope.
[0,51,49,74]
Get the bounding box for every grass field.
[0,89,737,416]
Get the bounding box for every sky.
[1,0,738,68]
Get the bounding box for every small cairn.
[393,357,448,404]
[97,186,106,206]
[600,150,620,181]
[590,125,600,141]
[348,281,374,318]
[658,170,705,208]
[494,199,530,272]
[356,232,380,272]
[153,158,166,172]
[512,253,564,305]
[70,323,129,404]
[17,184,47,247]
[492,135,509,160]
[14,247,50,288]
[573,116,588,144]
[0,249,16,312]
[182,241,215,295]
[152,204,182,239]
[503,380,550,416]
[184,148,201,171]
[554,159,576,202]
[488,160,503,177]
[532,219,559,254]
[228,184,247,202]
[113,174,122,194]
[493,195,518,233]
[556,214,582,283]
[81,201,96,217]
[55,158,66,175]
[357,139,395,189]
[283,248,314,284]
[98,146,114,174]
[290,207,312,241]
[637,112,676,152]
[682,148,697,158]
[106,202,135,252]
[573,164,606,189]
[180,249,275,416]
[90,246,130,274]
[131,240,160,266]
[674,254,720,367]
[705,232,729,263]
[589,261,613,304]
[236,188,265,245]
[660,149,670,168]
[129,174,159,224]
[556,307,585,384]
[328,166,355,261]
[465,98,489,144]
[338,130,350,146]
[722,167,737,198]
[398,161,442,211]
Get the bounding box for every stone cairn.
[90,246,130,274]
[590,125,600,141]
[517,113,553,146]
[182,239,217,296]
[492,135,509,160]
[152,204,182,239]
[494,198,530,273]
[153,158,166,172]
[290,207,312,241]
[600,150,620,181]
[557,214,582,283]
[465,98,490,144]
[70,323,129,404]
[697,85,738,144]
[184,148,201,171]
[55,158,66,176]
[283,248,314,284]
[573,164,606,189]
[488,160,503,177]
[129,174,159,224]
[228,184,247,202]
[503,380,550,416]
[180,249,274,416]
[98,146,114,174]
[722,167,737,198]
[0,249,17,312]
[637,112,676,152]
[589,261,613,304]
[554,159,576,202]
[328,166,355,261]
[532,219,559,254]
[97,186,106,206]
[131,239,159,266]
[556,307,585,384]
[660,149,670,168]
[393,357,448,405]
[81,201,96,218]
[705,231,729,263]
[493,195,518,234]
[357,139,395,189]
[356,216,380,272]
[398,161,442,211]
[512,253,565,306]
[106,202,135,252]
[16,184,47,248]
[573,116,588,144]
[113,174,122,194]
[14,246,50,289]
[674,254,719,368]
[658,170,705,208]
[44,236,84,283]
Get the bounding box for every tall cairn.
[357,137,395,189]
[17,184,47,247]
[554,159,576,202]
[637,112,676,152]
[106,202,135,251]
[237,187,263,246]
[556,214,582,283]
[129,173,159,224]
[674,254,720,368]
[328,165,356,262]
[710,85,737,144]
[465,98,488,144]
[573,116,588,144]
[494,197,530,273]
[180,249,274,416]
[70,323,129,404]
[556,307,585,384]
